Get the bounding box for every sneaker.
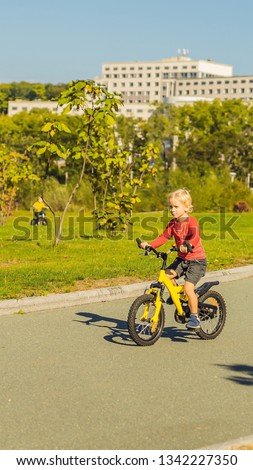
[186,315,201,330]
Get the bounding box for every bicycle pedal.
[174,312,186,324]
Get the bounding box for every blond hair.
[168,188,193,213]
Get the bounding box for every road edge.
[1,264,253,316]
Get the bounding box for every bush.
[233,201,251,212]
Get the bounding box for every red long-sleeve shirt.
[151,216,206,260]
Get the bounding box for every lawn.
[0,209,252,299]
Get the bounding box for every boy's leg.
[165,257,184,285]
[184,281,198,314]
[185,280,200,329]
[165,268,178,286]
[184,259,207,330]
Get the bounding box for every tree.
[0,145,39,225]
[31,80,123,245]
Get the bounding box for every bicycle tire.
[127,294,165,346]
[196,290,227,340]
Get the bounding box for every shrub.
[233,201,251,212]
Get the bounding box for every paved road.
[1,277,253,450]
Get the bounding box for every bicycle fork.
[140,288,162,333]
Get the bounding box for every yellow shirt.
[33,201,46,212]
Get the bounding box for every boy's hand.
[140,241,150,250]
[180,242,193,253]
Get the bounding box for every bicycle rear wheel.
[128,294,165,346]
[196,290,227,340]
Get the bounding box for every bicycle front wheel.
[127,294,165,346]
[197,290,227,340]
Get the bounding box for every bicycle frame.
[137,246,188,334]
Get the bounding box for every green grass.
[0,209,252,299]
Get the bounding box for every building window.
[156,73,160,77]
[240,88,245,93]
[225,89,229,94]
[163,73,169,79]
[155,82,159,86]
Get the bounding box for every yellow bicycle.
[127,238,227,346]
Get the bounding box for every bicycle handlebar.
[136,238,193,256]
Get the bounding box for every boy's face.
[169,197,189,219]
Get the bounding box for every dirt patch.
[73,276,146,291]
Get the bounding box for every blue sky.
[1,0,253,84]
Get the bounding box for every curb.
[1,264,253,316]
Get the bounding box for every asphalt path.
[1,277,253,450]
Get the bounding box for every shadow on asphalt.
[74,311,192,346]
[215,364,253,386]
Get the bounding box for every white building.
[94,53,234,118]
[7,99,83,117]
[7,53,253,119]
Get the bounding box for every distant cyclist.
[33,196,48,224]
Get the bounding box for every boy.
[140,189,207,330]
[33,196,47,224]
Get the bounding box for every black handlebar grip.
[136,238,142,248]
[185,241,193,253]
